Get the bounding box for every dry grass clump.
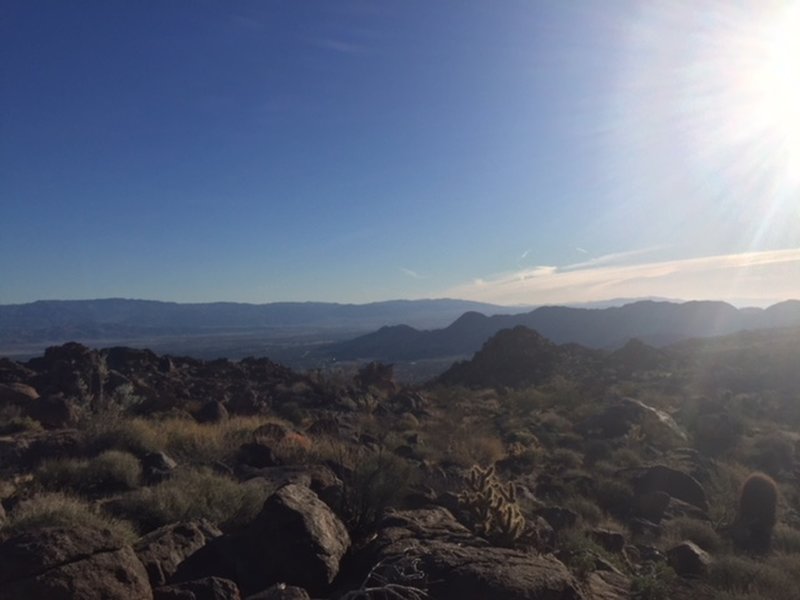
[661,516,723,553]
[37,450,141,494]
[108,467,269,532]
[708,554,798,598]
[772,523,800,554]
[1,492,137,542]
[88,417,163,455]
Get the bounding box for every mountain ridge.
[326,299,800,361]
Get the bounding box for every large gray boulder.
[178,484,350,596]
[0,526,152,600]
[356,507,584,600]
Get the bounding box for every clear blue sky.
[3,1,800,306]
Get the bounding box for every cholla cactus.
[458,465,526,546]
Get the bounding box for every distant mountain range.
[5,298,800,368]
[0,298,527,357]
[325,299,800,361]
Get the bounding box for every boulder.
[134,520,222,587]
[667,541,711,577]
[633,465,708,511]
[357,507,585,600]
[154,577,240,599]
[180,484,350,596]
[196,401,229,424]
[0,526,151,600]
[142,451,179,484]
[239,484,350,594]
[236,442,279,469]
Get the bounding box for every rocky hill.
[1,334,800,598]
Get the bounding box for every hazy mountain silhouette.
[327,300,800,361]
[0,298,526,348]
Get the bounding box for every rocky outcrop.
[178,484,350,596]
[632,465,708,512]
[0,526,151,600]
[134,520,222,587]
[355,506,584,600]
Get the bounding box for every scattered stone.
[667,541,711,577]
[237,442,279,468]
[142,451,178,484]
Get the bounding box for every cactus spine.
[458,465,526,546]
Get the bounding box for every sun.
[737,2,800,182]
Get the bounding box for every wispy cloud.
[575,247,590,254]
[400,267,426,279]
[443,248,800,305]
[562,246,663,271]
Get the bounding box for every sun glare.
[747,3,800,180]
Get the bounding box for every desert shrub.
[274,401,306,425]
[564,496,603,526]
[272,431,313,464]
[109,468,268,532]
[583,440,612,465]
[607,447,643,469]
[37,450,141,495]
[706,461,749,528]
[1,492,137,542]
[748,433,795,477]
[709,555,790,596]
[339,449,416,536]
[662,516,723,552]
[559,528,622,580]
[772,523,800,554]
[151,416,271,465]
[0,405,43,434]
[691,412,745,457]
[550,448,584,470]
[594,478,634,517]
[87,417,163,455]
[631,562,677,600]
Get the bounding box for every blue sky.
[3,1,800,306]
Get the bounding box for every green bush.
[631,563,676,600]
[37,450,142,495]
[1,493,136,542]
[108,468,268,532]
